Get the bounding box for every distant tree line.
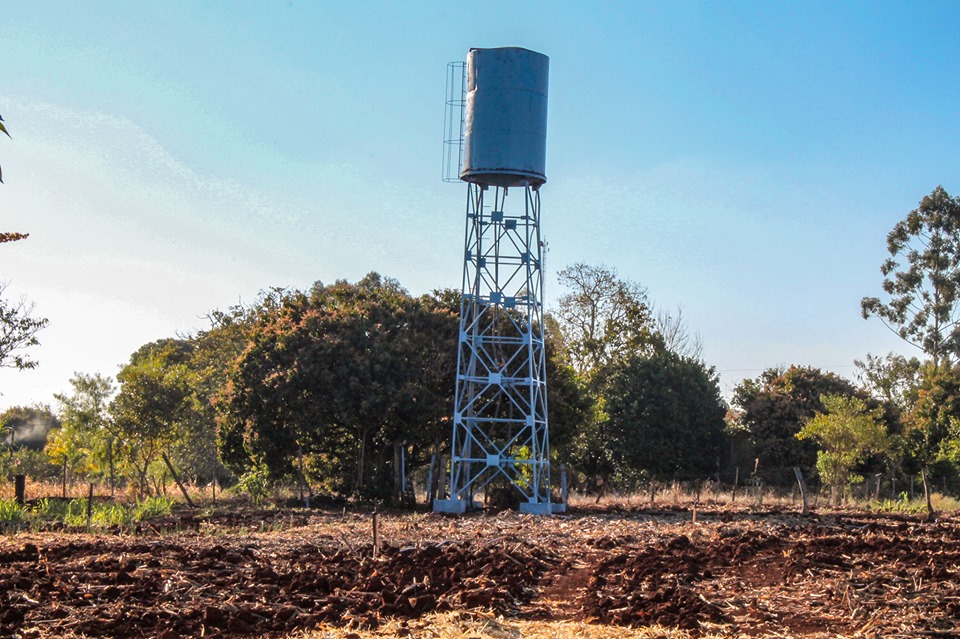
[4,186,960,516]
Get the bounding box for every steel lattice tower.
[435,47,554,514]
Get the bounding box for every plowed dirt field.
[2,506,958,638]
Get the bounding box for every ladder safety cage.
[442,61,467,183]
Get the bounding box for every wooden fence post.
[426,454,437,505]
[793,467,809,515]
[437,457,447,500]
[560,464,569,510]
[14,475,26,505]
[86,483,94,528]
[731,466,739,503]
[372,509,381,558]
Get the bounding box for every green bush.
[35,497,81,521]
[233,463,271,505]
[0,498,24,523]
[35,497,93,526]
[133,495,174,521]
[92,502,131,527]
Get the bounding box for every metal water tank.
[461,47,549,188]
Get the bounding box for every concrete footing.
[519,501,554,515]
[433,498,560,515]
[433,499,482,514]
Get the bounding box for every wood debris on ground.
[1,505,958,638]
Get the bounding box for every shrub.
[0,498,24,523]
[233,463,271,505]
[133,495,174,521]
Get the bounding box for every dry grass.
[564,482,806,511]
[294,610,716,639]
[0,477,233,506]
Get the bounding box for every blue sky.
[2,1,959,409]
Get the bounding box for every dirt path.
[525,549,604,620]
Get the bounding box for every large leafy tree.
[734,366,862,484]
[597,350,727,488]
[797,394,888,504]
[862,186,960,370]
[852,352,923,496]
[218,274,459,500]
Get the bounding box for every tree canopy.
[797,394,888,503]
[555,263,661,377]
[217,275,459,499]
[599,350,727,488]
[734,366,863,483]
[862,186,960,370]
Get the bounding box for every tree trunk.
[109,439,115,498]
[296,447,304,503]
[161,452,195,507]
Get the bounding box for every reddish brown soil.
[2,507,959,638]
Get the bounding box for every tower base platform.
[433,498,560,515]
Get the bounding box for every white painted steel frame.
[440,182,551,511]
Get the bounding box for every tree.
[597,350,727,490]
[733,366,862,484]
[0,282,48,371]
[655,305,704,361]
[862,186,960,370]
[796,394,888,504]
[854,352,923,410]
[905,364,960,519]
[111,342,193,497]
[543,334,595,464]
[555,263,661,377]
[51,373,117,489]
[218,275,459,501]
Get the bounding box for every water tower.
[434,47,555,515]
